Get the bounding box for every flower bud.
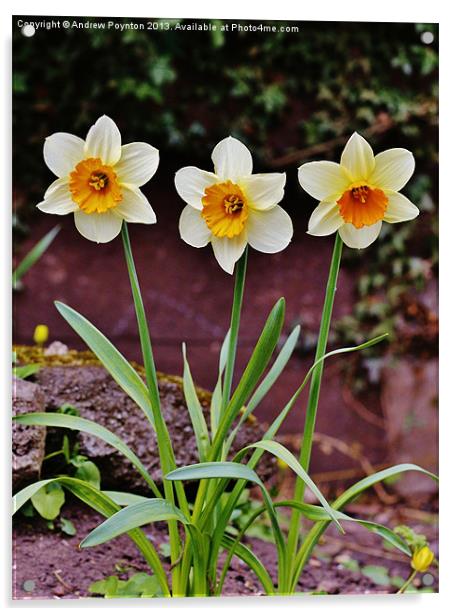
[33,324,49,346]
[411,546,434,572]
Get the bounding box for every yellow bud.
[411,546,434,572]
[33,324,49,346]
[277,458,288,471]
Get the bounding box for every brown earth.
[12,499,438,599]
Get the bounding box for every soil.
[12,499,438,599]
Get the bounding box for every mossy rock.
[13,345,276,494]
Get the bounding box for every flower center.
[201,181,248,238]
[69,157,123,214]
[337,184,388,229]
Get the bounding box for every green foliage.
[394,524,428,552]
[13,20,437,209]
[30,482,65,520]
[12,226,60,289]
[89,573,163,598]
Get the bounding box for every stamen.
[351,185,370,204]
[89,172,109,191]
[224,194,244,214]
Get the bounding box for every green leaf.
[291,463,438,589]
[236,440,342,532]
[13,412,161,497]
[59,517,77,536]
[102,491,148,506]
[245,325,301,415]
[80,498,189,548]
[276,499,410,556]
[54,301,154,428]
[13,225,60,287]
[166,461,287,580]
[212,298,285,456]
[223,326,301,456]
[210,330,230,436]
[74,461,101,489]
[30,483,65,520]
[333,464,438,510]
[13,477,170,596]
[182,343,210,461]
[361,564,391,586]
[13,364,41,379]
[166,461,262,486]
[220,534,275,595]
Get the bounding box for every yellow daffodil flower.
[411,546,435,572]
[175,136,293,274]
[298,132,419,249]
[37,116,159,243]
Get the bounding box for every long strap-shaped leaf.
[13,225,60,287]
[234,439,342,533]
[54,301,154,428]
[13,412,162,497]
[166,462,288,587]
[79,495,208,596]
[80,498,189,547]
[13,477,170,596]
[210,298,285,459]
[220,534,275,595]
[222,325,301,458]
[291,463,438,590]
[205,334,390,584]
[182,344,210,461]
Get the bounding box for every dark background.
[12,17,438,484]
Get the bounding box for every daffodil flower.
[298,132,419,249]
[175,136,293,274]
[37,116,159,243]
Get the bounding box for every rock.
[381,357,438,497]
[12,378,47,490]
[35,364,276,494]
[44,341,69,356]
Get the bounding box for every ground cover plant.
[13,115,437,597]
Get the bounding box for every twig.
[342,385,386,430]
[268,114,394,168]
[53,569,74,591]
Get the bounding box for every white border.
[2,1,455,614]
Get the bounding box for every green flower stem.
[121,223,188,594]
[221,248,248,412]
[178,250,248,595]
[397,570,417,594]
[286,233,343,586]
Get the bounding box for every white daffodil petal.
[338,221,382,249]
[74,210,123,243]
[115,142,159,187]
[116,185,156,224]
[44,177,69,199]
[211,233,247,275]
[179,204,212,248]
[175,166,218,210]
[211,136,253,181]
[370,148,415,192]
[43,133,85,178]
[246,205,293,253]
[308,201,344,236]
[340,132,375,181]
[384,192,420,223]
[241,173,286,210]
[298,161,349,201]
[84,115,122,166]
[37,181,77,215]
